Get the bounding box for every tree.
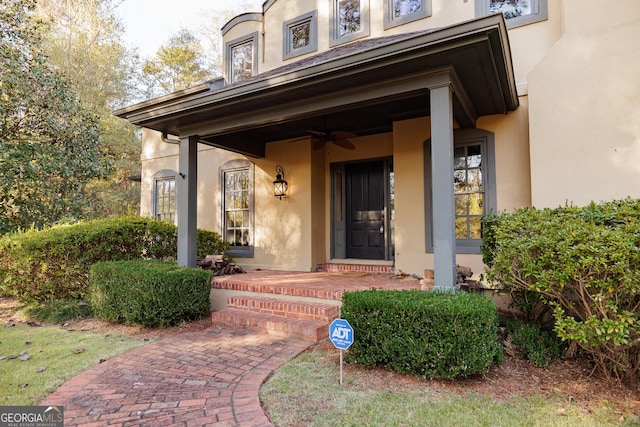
[199,0,262,76]
[35,0,142,217]
[0,0,111,233]
[35,0,138,110]
[142,28,212,97]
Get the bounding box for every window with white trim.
[476,0,547,28]
[220,160,254,257]
[330,0,370,46]
[424,129,496,253]
[384,0,431,29]
[284,11,318,60]
[226,33,258,84]
[154,176,176,224]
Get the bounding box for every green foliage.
[482,199,640,383]
[88,260,212,328]
[341,289,503,379]
[25,299,93,323]
[504,318,565,367]
[0,216,229,302]
[142,28,213,97]
[0,0,112,233]
[36,0,143,218]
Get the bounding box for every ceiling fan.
[291,129,357,150]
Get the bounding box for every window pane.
[454,170,466,192]
[469,217,482,239]
[490,0,532,19]
[467,144,482,167]
[394,0,422,17]
[291,21,311,49]
[469,193,483,215]
[231,40,253,83]
[467,169,483,191]
[455,194,468,216]
[338,0,361,36]
[455,217,468,239]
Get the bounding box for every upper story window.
[330,0,370,46]
[477,0,548,28]
[384,0,431,29]
[284,11,318,60]
[225,33,258,84]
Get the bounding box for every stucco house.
[116,0,640,291]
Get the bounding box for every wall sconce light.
[273,165,288,200]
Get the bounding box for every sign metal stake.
[340,349,343,386]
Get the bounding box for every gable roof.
[115,14,518,157]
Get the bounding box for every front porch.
[210,265,423,342]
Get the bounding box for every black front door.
[346,160,385,259]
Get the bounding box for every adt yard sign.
[329,319,354,350]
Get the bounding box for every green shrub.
[341,289,503,379]
[88,260,212,328]
[25,299,93,324]
[482,199,640,383]
[0,216,228,302]
[504,318,565,367]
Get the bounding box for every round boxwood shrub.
[88,259,212,328]
[342,289,503,379]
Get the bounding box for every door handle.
[379,225,384,234]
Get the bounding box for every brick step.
[316,263,396,275]
[211,309,330,342]
[227,296,339,323]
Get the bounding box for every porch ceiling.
[115,14,518,158]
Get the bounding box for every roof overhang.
[115,14,518,158]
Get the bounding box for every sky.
[116,0,261,57]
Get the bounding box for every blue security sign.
[329,318,354,350]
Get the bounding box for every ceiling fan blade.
[307,130,327,137]
[332,137,356,150]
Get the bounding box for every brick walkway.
[41,328,310,426]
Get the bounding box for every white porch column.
[177,135,198,267]
[429,83,457,292]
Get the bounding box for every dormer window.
[384,0,431,29]
[283,11,318,60]
[226,33,258,84]
[330,0,370,46]
[476,0,547,28]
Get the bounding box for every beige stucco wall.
[225,0,563,97]
[143,0,625,278]
[528,0,640,207]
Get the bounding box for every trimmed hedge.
[88,260,212,328]
[0,216,228,302]
[482,199,640,383]
[342,290,503,379]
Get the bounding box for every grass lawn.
[0,322,144,405]
[261,347,640,427]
